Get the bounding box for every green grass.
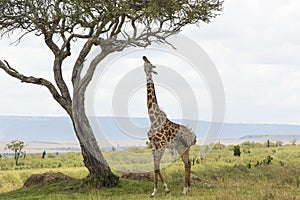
[0,144,300,199]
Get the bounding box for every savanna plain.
[0,142,299,200]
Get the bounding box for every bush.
[191,156,200,166]
[233,145,241,157]
[42,151,46,159]
[254,156,273,167]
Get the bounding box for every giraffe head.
[143,56,158,76]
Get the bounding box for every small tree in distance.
[6,140,25,166]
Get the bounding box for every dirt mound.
[23,172,74,188]
[121,172,152,181]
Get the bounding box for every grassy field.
[0,143,300,199]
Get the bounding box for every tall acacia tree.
[0,0,223,186]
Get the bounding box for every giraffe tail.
[188,128,197,146]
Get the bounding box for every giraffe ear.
[152,71,158,75]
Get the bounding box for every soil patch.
[23,172,74,188]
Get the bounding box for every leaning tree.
[0,0,223,186]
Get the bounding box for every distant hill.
[0,116,300,145]
[0,116,75,141]
[236,134,300,144]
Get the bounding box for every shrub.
[42,151,46,159]
[233,145,241,157]
[254,156,273,167]
[191,156,200,166]
[247,161,251,169]
[265,156,273,165]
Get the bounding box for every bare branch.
[53,57,72,105]
[0,60,72,115]
[71,38,95,86]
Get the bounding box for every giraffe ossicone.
[143,56,197,197]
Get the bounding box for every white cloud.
[181,0,300,124]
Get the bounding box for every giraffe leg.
[151,170,159,197]
[157,170,170,194]
[181,149,191,195]
[151,148,168,197]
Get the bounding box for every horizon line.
[0,115,300,126]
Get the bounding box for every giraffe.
[142,56,197,197]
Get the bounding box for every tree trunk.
[72,117,119,187]
[15,151,19,166]
[71,88,119,187]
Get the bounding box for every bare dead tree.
[0,0,223,186]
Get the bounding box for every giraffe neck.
[146,74,159,122]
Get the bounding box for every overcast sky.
[0,0,300,125]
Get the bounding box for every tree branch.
[0,60,72,115]
[71,38,95,87]
[71,22,109,87]
[53,57,72,105]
